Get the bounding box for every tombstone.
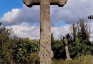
[23,0,68,64]
[63,37,71,60]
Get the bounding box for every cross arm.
[50,0,67,7]
[23,0,40,7]
[23,0,67,7]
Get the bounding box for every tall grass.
[52,55,93,64]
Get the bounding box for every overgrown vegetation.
[52,19,93,60]
[0,23,40,64]
[0,19,93,64]
[52,55,93,64]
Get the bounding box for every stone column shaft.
[65,45,71,59]
[39,0,53,64]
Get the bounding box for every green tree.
[69,19,92,58]
[0,22,11,64]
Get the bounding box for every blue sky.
[0,0,23,17]
[0,0,93,40]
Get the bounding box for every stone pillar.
[39,0,53,64]
[22,0,68,64]
[63,37,71,60]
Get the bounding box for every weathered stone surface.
[39,0,53,64]
[23,0,68,64]
[63,37,71,60]
[23,0,67,7]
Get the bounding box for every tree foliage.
[0,23,40,64]
[51,19,93,59]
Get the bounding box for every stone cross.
[23,0,67,64]
[63,37,71,60]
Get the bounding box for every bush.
[3,38,40,64]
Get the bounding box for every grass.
[52,55,93,64]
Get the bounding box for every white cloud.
[51,0,93,24]
[7,24,71,40]
[51,25,71,39]
[0,5,40,26]
[89,21,93,41]
[7,23,40,39]
[80,0,87,2]
[1,9,20,24]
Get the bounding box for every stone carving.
[23,0,67,64]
